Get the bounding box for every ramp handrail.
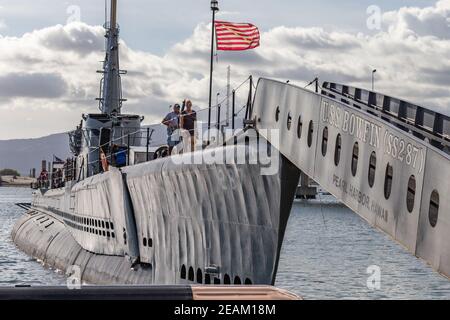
[322,82,450,154]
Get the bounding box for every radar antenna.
[96,0,127,115]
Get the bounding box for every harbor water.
[1,187,449,299]
[0,187,65,286]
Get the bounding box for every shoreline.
[0,176,35,188]
[0,184,32,188]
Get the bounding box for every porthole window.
[406,175,416,213]
[224,274,231,284]
[181,265,186,279]
[245,136,250,147]
[321,127,329,157]
[188,267,194,281]
[368,151,376,188]
[307,120,314,147]
[196,268,203,284]
[275,106,280,122]
[384,164,393,200]
[234,276,242,285]
[429,190,439,228]
[351,142,359,177]
[297,116,303,139]
[334,134,342,166]
[287,112,292,130]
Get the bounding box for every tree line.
[0,169,21,177]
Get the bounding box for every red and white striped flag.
[215,21,260,51]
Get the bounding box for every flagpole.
[208,1,219,144]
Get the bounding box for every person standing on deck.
[180,100,197,152]
[162,104,181,155]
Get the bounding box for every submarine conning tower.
[69,0,142,180]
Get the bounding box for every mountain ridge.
[0,132,71,175]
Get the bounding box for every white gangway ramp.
[252,78,450,279]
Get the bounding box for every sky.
[0,0,449,139]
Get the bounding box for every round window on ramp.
[351,142,359,177]
[384,163,394,200]
[429,190,439,228]
[297,116,303,139]
[406,175,416,213]
[368,151,376,188]
[334,134,342,166]
[307,120,314,148]
[321,127,329,157]
[287,112,292,130]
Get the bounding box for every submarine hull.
[12,143,301,285]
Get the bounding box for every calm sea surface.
[0,187,65,286]
[1,187,449,299]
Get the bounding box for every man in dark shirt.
[180,100,197,152]
[162,104,181,155]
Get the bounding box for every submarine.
[12,0,301,286]
[12,0,450,288]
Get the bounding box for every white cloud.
[383,0,450,39]
[0,1,450,139]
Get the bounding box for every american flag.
[215,21,260,51]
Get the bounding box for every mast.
[97,0,126,116]
[226,65,231,127]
